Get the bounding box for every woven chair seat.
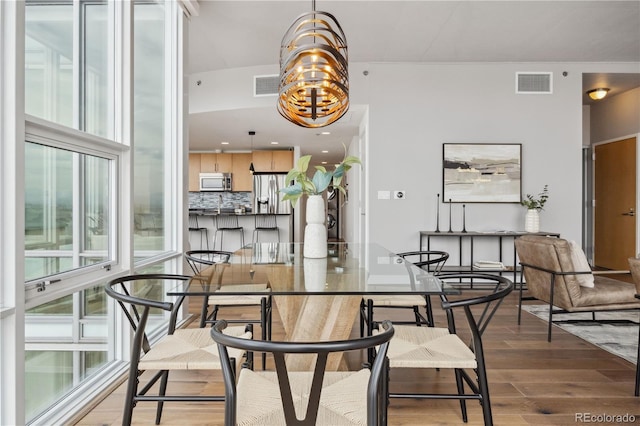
[234,369,371,426]
[139,326,250,371]
[384,325,477,369]
[367,294,426,307]
[207,284,271,306]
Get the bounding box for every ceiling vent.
[254,74,279,97]
[516,72,553,94]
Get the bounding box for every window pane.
[133,2,167,257]
[25,1,111,136]
[132,262,176,332]
[25,351,73,421]
[83,3,109,137]
[25,285,110,422]
[83,285,107,316]
[27,294,73,316]
[25,142,112,281]
[25,2,74,127]
[83,351,107,379]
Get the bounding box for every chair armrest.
[592,270,629,275]
[519,262,593,277]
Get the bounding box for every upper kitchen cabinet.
[201,153,233,173]
[188,153,201,192]
[231,153,253,191]
[252,150,293,172]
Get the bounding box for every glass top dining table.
[170,242,454,297]
[172,242,455,371]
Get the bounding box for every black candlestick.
[462,204,467,233]
[448,198,453,233]
[435,193,440,232]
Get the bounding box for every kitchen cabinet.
[188,153,201,192]
[201,153,233,173]
[232,153,253,191]
[252,150,293,172]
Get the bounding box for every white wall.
[357,62,588,252]
[190,62,640,254]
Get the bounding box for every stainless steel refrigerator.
[252,173,292,214]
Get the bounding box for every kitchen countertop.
[189,208,290,216]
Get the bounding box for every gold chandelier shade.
[278,9,349,128]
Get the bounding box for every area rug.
[521,304,639,364]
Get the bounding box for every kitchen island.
[188,208,292,251]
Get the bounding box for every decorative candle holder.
[462,204,467,233]
[447,198,453,233]
[435,193,441,232]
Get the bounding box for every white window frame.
[1,1,27,424]
[23,115,125,307]
[2,0,189,424]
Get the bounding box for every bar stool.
[188,211,209,250]
[214,214,244,250]
[252,214,280,245]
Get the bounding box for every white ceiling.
[187,1,640,163]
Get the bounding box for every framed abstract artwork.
[442,143,522,203]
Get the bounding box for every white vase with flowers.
[280,148,361,258]
[521,185,549,233]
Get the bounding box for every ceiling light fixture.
[249,131,255,173]
[277,0,349,128]
[587,88,610,100]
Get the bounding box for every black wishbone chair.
[184,250,272,369]
[377,273,513,426]
[105,274,253,425]
[360,250,449,340]
[211,320,395,426]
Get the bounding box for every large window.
[1,1,185,424]
[24,141,112,282]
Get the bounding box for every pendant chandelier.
[277,0,349,128]
[248,131,255,173]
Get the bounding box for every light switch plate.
[378,190,391,200]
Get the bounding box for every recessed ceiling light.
[321,131,331,135]
[270,141,279,145]
[221,141,229,145]
[321,150,329,153]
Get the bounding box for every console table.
[419,230,560,285]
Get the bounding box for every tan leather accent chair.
[515,235,640,341]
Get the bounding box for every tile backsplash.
[189,192,252,210]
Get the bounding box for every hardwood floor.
[76,289,640,425]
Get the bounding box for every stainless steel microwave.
[199,173,232,191]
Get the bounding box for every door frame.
[589,133,640,266]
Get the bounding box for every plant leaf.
[279,182,303,196]
[296,155,312,173]
[312,170,333,194]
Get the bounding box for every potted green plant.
[521,185,549,232]
[521,184,549,211]
[280,153,361,207]
[280,152,361,258]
